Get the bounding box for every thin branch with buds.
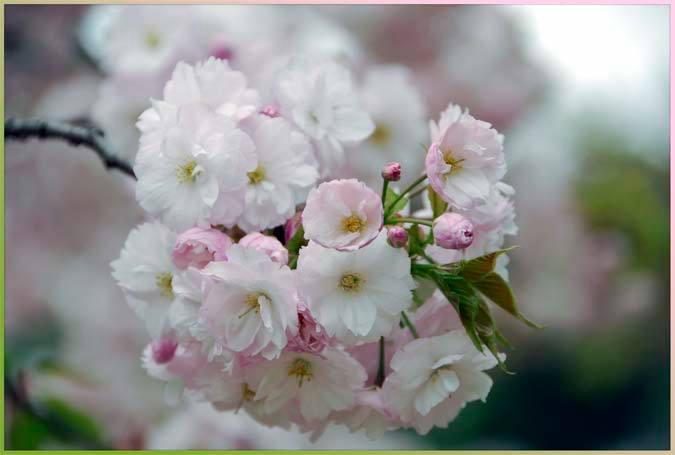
[4,118,136,179]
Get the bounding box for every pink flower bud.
[209,36,235,61]
[286,305,332,355]
[432,213,474,249]
[239,232,289,265]
[387,226,408,248]
[381,162,401,181]
[151,338,178,364]
[260,104,280,118]
[173,227,233,269]
[284,211,303,243]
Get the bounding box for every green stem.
[374,336,386,387]
[400,311,419,339]
[384,174,427,218]
[407,185,428,201]
[386,217,433,227]
[381,179,389,206]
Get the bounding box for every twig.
[374,336,386,387]
[400,311,419,339]
[4,117,136,179]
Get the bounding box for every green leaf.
[474,297,513,374]
[429,269,484,352]
[40,398,104,446]
[473,272,542,329]
[384,187,409,215]
[412,277,436,309]
[9,410,52,449]
[427,185,448,218]
[406,225,427,257]
[285,224,306,256]
[456,247,517,282]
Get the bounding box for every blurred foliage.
[411,324,668,449]
[572,131,669,272]
[6,312,108,450]
[9,397,106,450]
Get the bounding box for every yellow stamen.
[242,384,256,401]
[288,358,313,387]
[339,273,364,293]
[155,272,174,299]
[145,31,161,49]
[239,292,268,319]
[341,214,366,233]
[176,160,198,183]
[247,165,265,185]
[443,149,464,174]
[369,123,391,145]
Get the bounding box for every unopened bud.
[260,104,280,118]
[381,162,401,182]
[387,226,408,248]
[432,213,474,249]
[151,338,178,364]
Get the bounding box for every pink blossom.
[238,232,289,265]
[302,179,383,251]
[425,103,506,209]
[432,213,474,249]
[172,227,233,270]
[285,305,333,355]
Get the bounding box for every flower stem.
[407,185,428,201]
[387,217,433,227]
[375,336,386,387]
[384,174,427,218]
[400,311,419,339]
[381,179,389,206]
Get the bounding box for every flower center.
[145,30,161,50]
[341,214,366,233]
[370,123,391,145]
[239,292,269,319]
[176,160,199,183]
[242,384,256,401]
[443,149,464,174]
[155,272,174,299]
[288,358,313,387]
[339,273,365,293]
[247,165,265,185]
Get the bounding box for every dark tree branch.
[4,117,136,179]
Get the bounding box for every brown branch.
[4,117,136,179]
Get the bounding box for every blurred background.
[4,5,669,450]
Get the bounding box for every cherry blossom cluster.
[112,53,531,439]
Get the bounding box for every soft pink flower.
[426,104,506,209]
[302,179,383,251]
[172,227,233,270]
[238,233,289,265]
[285,305,333,355]
[432,213,474,249]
